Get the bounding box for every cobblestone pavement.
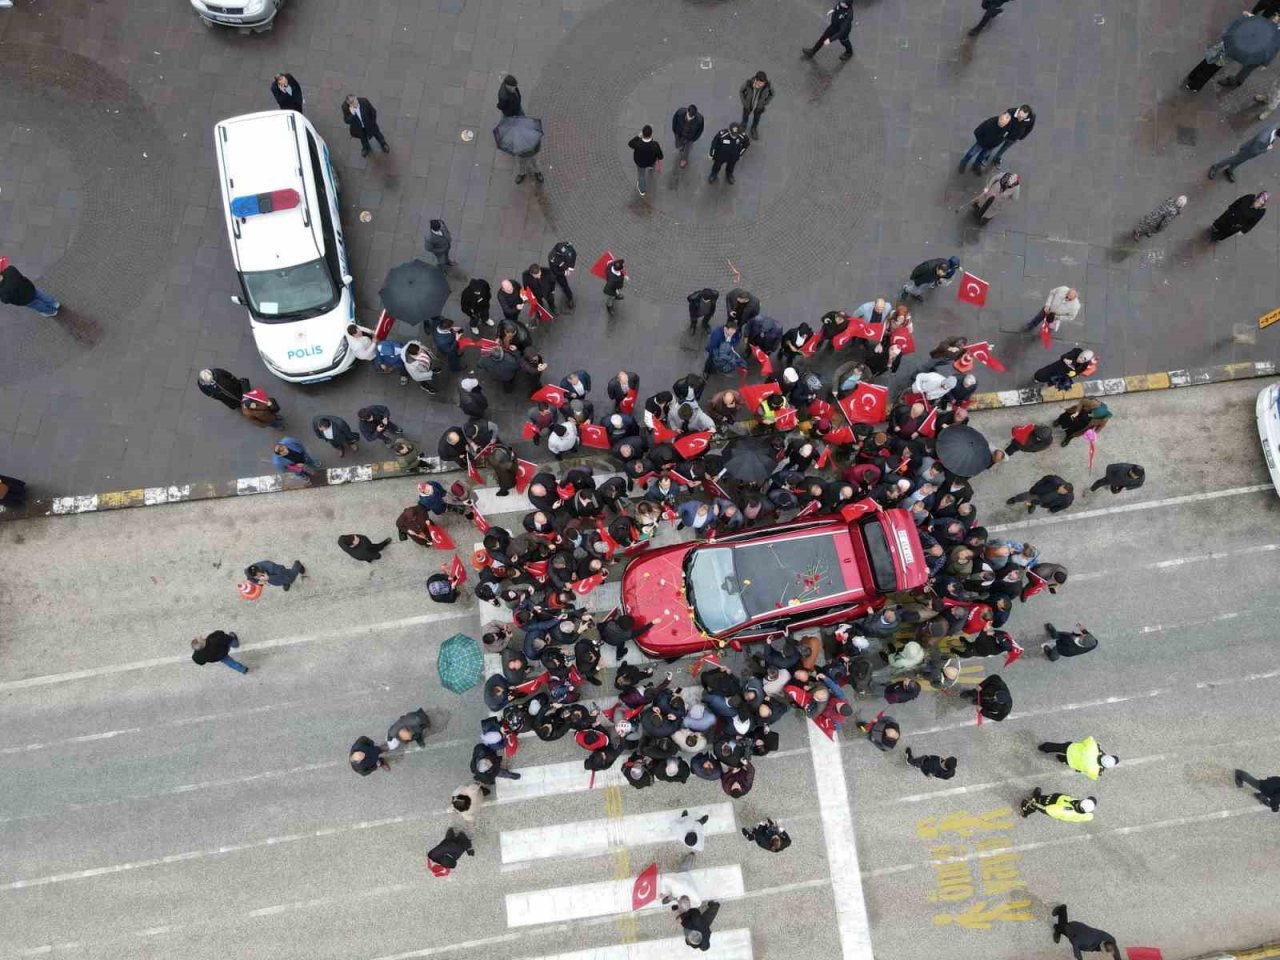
[1,0,1277,495]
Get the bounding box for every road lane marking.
[987,483,1272,533]
[1070,542,1280,583]
[807,718,874,960]
[505,866,744,927]
[500,804,736,864]
[494,758,627,802]
[512,928,753,960]
[0,611,472,693]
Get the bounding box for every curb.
[3,360,1276,523]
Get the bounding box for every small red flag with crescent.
[838,382,889,425]
[839,498,879,522]
[515,458,538,493]
[632,862,658,911]
[520,421,539,441]
[958,340,1006,373]
[794,499,822,519]
[590,251,616,280]
[824,425,855,445]
[798,332,823,359]
[448,553,467,584]
[674,431,712,459]
[832,319,883,351]
[918,408,939,438]
[531,384,567,406]
[580,422,611,449]
[1039,317,1053,350]
[571,573,605,596]
[466,457,484,485]
[471,506,490,534]
[739,381,781,412]
[890,327,916,355]
[620,387,638,414]
[427,523,454,550]
[956,271,990,307]
[651,420,676,443]
[750,343,773,377]
[524,559,548,580]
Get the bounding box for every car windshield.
[860,517,898,593]
[687,548,748,634]
[241,258,337,322]
[732,533,847,616]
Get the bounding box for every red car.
[622,507,928,658]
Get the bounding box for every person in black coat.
[497,75,523,117]
[963,673,1012,721]
[197,368,250,411]
[687,288,720,334]
[312,415,360,456]
[427,828,475,872]
[675,899,721,951]
[1234,768,1280,811]
[959,111,1011,173]
[802,0,854,59]
[742,818,792,852]
[1034,347,1095,390]
[1007,474,1074,513]
[905,748,958,779]
[724,287,760,327]
[1043,622,1099,661]
[521,263,558,313]
[349,736,389,775]
[1210,191,1268,241]
[190,630,248,674]
[271,73,302,112]
[547,240,577,309]
[968,0,1016,36]
[1051,905,1120,959]
[604,258,626,313]
[338,533,393,563]
[992,104,1035,167]
[708,124,749,184]
[1089,462,1144,495]
[672,105,705,167]
[457,377,489,418]
[437,426,467,467]
[459,277,492,335]
[342,94,388,157]
[627,125,664,196]
[0,261,59,316]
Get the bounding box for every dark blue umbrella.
[380,259,449,326]
[493,116,544,158]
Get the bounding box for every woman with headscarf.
[1055,397,1111,446]
[1210,191,1268,241]
[1132,195,1187,240]
[972,171,1021,222]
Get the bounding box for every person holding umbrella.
[1184,9,1280,90]
[495,113,545,184]
[380,259,450,332]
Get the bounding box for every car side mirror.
[342,274,354,286]
[230,295,243,306]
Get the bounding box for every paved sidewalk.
[1,0,1278,497]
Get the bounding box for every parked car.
[190,0,283,31]
[622,506,927,658]
[1256,381,1280,492]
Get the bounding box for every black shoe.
[1224,168,1237,183]
[726,175,735,184]
[1208,167,1218,179]
[1235,770,1245,788]
[565,298,575,310]
[380,140,391,153]
[839,50,853,60]
[1218,77,1242,88]
[614,293,624,300]
[742,827,753,840]
[801,47,815,58]
[297,563,306,575]
[1044,622,1055,636]
[708,173,718,182]
[515,174,527,184]
[361,147,371,157]
[535,172,544,183]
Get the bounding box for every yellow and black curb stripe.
[2,360,1275,523]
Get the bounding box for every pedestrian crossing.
[512,928,753,960]
[501,804,736,864]
[505,865,745,926]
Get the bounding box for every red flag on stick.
[1039,317,1053,351]
[750,343,773,378]
[374,310,395,341]
[837,382,889,425]
[427,523,454,550]
[832,319,884,352]
[651,420,676,443]
[798,332,823,359]
[632,863,659,911]
[580,422,611,449]
[466,457,484,485]
[471,507,490,534]
[674,431,713,459]
[448,553,467,585]
[531,384,567,406]
[918,408,939,438]
[571,573,605,596]
[520,421,539,441]
[620,388,637,414]
[590,251,616,280]
[956,271,990,307]
[514,458,538,493]
[956,340,1007,373]
[890,327,916,355]
[794,499,823,519]
[739,381,781,412]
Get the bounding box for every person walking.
[1210,192,1269,240]
[450,782,487,822]
[426,828,475,876]
[1020,789,1096,822]
[338,533,392,562]
[972,171,1021,222]
[521,262,557,314]
[1038,737,1118,780]
[245,559,306,592]
[0,260,59,317]
[958,111,1011,173]
[901,256,959,302]
[1089,462,1145,495]
[308,416,358,458]
[1208,126,1278,182]
[1051,905,1120,959]
[1043,621,1099,661]
[357,405,402,445]
[708,123,749,184]
[342,94,389,157]
[1024,286,1080,334]
[1056,397,1111,446]
[434,316,465,371]
[802,0,854,59]
[742,818,791,852]
[672,105,705,168]
[271,437,321,482]
[604,257,626,314]
[240,388,283,428]
[1132,195,1187,240]
[739,71,774,137]
[968,0,1016,36]
[350,736,390,776]
[497,75,523,117]
[386,708,432,750]
[1006,475,1074,513]
[1234,769,1280,811]
[459,277,493,335]
[687,288,720,334]
[674,897,721,952]
[1186,10,1280,90]
[270,72,302,112]
[197,368,250,411]
[190,630,249,675]
[904,748,958,779]
[424,219,456,267]
[991,104,1035,168]
[628,125,664,197]
[548,240,577,309]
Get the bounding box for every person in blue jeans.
[0,261,59,317]
[191,630,249,674]
[245,559,306,591]
[958,110,1012,174]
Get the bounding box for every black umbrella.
[1225,15,1280,67]
[493,116,544,158]
[935,424,993,478]
[380,259,449,325]
[719,437,778,483]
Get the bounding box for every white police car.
[1256,381,1280,492]
[214,111,355,383]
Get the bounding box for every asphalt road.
[2,378,1278,960]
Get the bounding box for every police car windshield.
[241,258,338,322]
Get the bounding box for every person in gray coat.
[386,708,431,750]
[424,219,456,267]
[739,72,774,137]
[1208,125,1279,182]
[312,415,360,456]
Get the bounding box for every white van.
[214,111,356,383]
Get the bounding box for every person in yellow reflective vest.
[1037,737,1119,781]
[1020,788,1096,822]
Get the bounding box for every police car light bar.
[230,188,301,219]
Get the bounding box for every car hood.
[621,543,713,656]
[250,297,349,375]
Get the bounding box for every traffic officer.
[1037,736,1118,780]
[708,123,749,185]
[802,0,854,60]
[1019,788,1096,822]
[547,240,577,310]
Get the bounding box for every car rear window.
[860,518,897,594]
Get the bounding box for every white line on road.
[505,865,744,927]
[494,758,626,802]
[500,804,736,864]
[0,611,471,693]
[807,718,874,960]
[1070,541,1280,583]
[513,928,754,960]
[987,483,1272,533]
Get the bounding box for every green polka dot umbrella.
[437,633,484,693]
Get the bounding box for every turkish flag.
[477,337,501,351]
[959,340,1006,373]
[632,863,659,911]
[524,559,548,580]
[750,343,774,377]
[595,520,620,557]
[918,408,939,438]
[832,319,883,351]
[556,482,576,501]
[456,335,477,351]
[590,250,616,280]
[580,423,611,449]
[825,425,855,445]
[520,421,539,441]
[531,384,567,406]
[1003,642,1024,668]
[521,288,555,324]
[798,333,823,359]
[838,382,889,425]
[1039,317,1053,350]
[471,507,490,534]
[890,327,916,355]
[572,573,605,596]
[620,388,637,414]
[956,271,990,307]
[703,475,729,499]
[815,445,831,469]
[0,256,8,273]
[668,470,691,487]
[813,709,838,740]
[427,523,454,550]
[514,458,538,493]
[674,431,712,459]
[374,310,395,341]
[466,457,484,485]
[839,498,879,522]
[739,381,782,412]
[651,420,676,443]
[794,499,823,519]
[448,553,467,584]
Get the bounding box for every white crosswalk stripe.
[500,803,736,864]
[494,757,625,802]
[511,928,753,960]
[505,865,744,927]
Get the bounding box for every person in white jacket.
[400,341,438,394]
[450,782,486,823]
[345,322,378,361]
[1024,286,1080,333]
[546,421,579,459]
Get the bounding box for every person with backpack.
[703,321,745,375]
